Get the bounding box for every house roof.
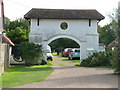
[24,8,105,20]
[108,38,120,47]
[2,35,14,46]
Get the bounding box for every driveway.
[14,56,118,88]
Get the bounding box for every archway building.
[24,8,104,61]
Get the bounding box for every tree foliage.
[49,38,79,51]
[107,7,120,74]
[81,51,112,67]
[4,17,11,30]
[5,18,30,44]
[5,18,29,31]
[98,25,117,46]
[19,42,43,66]
[7,27,29,44]
[111,50,120,74]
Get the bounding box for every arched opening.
[47,35,81,46]
[46,35,81,63]
[49,38,79,53]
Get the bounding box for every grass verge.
[61,58,80,66]
[2,64,54,88]
[61,58,112,68]
[52,52,62,57]
[0,75,2,89]
[79,65,112,68]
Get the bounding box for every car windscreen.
[64,49,71,52]
[46,49,51,53]
[75,50,80,52]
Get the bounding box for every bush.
[81,50,120,74]
[81,51,112,67]
[111,50,120,74]
[19,42,43,66]
[7,27,29,44]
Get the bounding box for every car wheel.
[70,56,74,60]
[69,56,73,60]
[50,58,53,61]
[68,56,71,60]
[71,57,73,60]
[71,57,74,60]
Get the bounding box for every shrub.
[81,51,112,67]
[111,50,120,74]
[19,42,43,66]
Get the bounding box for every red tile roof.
[2,35,14,46]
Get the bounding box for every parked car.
[98,45,105,52]
[47,45,53,61]
[62,48,72,57]
[68,48,80,60]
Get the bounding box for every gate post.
[42,41,48,61]
[80,41,87,62]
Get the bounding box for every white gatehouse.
[24,8,104,61]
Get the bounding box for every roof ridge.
[32,8,97,11]
[24,8,105,20]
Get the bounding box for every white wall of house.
[29,19,99,61]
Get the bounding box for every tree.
[5,18,30,44]
[19,42,43,66]
[109,7,120,74]
[4,17,11,30]
[5,18,30,31]
[6,27,29,44]
[98,24,117,46]
[117,7,120,74]
[49,38,79,51]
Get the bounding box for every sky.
[1,0,120,26]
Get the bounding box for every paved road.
[14,56,118,88]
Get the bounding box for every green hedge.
[81,50,120,74]
[19,42,43,66]
[81,51,112,67]
[111,50,120,74]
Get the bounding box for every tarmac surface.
[14,56,118,88]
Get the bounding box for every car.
[98,45,105,52]
[62,48,72,57]
[47,45,53,61]
[68,48,80,60]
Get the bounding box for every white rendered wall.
[29,19,99,60]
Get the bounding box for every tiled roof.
[108,38,120,47]
[24,8,105,20]
[2,35,14,46]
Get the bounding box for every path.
[14,56,118,88]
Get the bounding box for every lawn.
[52,52,80,66]
[52,52,62,57]
[2,64,54,88]
[0,75,2,88]
[62,58,80,66]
